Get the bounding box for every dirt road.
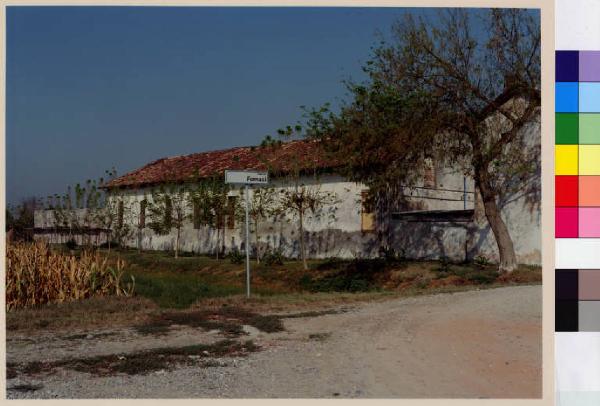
[7,285,541,398]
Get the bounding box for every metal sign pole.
[244,184,251,298]
[224,170,268,300]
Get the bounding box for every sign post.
[224,170,269,298]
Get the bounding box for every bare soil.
[6,285,541,399]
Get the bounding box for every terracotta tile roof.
[103,139,338,189]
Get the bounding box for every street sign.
[225,170,268,185]
[224,169,269,298]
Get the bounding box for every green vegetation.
[107,248,540,308]
[8,339,259,378]
[300,9,540,273]
[132,272,241,309]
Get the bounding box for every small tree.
[260,128,339,270]
[6,197,40,241]
[248,187,280,263]
[93,191,136,252]
[146,184,190,258]
[188,178,231,259]
[278,185,338,270]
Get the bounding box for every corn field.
[6,241,134,310]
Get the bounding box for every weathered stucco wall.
[34,168,540,264]
[106,174,379,259]
[390,188,541,265]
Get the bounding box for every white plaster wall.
[108,174,377,259]
[33,158,540,264]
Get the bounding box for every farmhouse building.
[35,135,540,265]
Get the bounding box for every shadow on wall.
[391,221,470,262]
[131,227,381,260]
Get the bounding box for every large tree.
[146,184,191,258]
[307,9,540,272]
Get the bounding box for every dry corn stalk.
[6,241,134,310]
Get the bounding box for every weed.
[62,333,88,340]
[308,332,331,341]
[379,246,405,263]
[473,255,491,267]
[134,320,172,336]
[282,309,344,318]
[262,249,285,266]
[414,278,430,289]
[62,332,118,340]
[130,273,240,309]
[434,256,451,273]
[8,384,43,392]
[65,238,77,251]
[135,307,285,338]
[228,249,244,265]
[10,340,259,378]
[6,363,18,379]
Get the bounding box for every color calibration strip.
[555,51,600,238]
[555,2,600,402]
[556,269,600,332]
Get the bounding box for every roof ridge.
[103,138,326,189]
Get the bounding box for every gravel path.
[7,285,541,399]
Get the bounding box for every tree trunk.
[216,227,220,260]
[299,210,307,270]
[137,229,142,252]
[175,227,180,259]
[477,178,518,273]
[255,219,261,264]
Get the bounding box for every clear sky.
[6,6,537,206]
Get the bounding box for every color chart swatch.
[555,51,600,238]
[555,2,600,403]
[556,269,600,332]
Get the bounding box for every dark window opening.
[227,196,237,229]
[117,200,124,229]
[164,196,172,228]
[139,200,146,228]
[193,201,201,229]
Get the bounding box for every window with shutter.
[361,190,375,232]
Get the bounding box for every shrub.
[435,256,451,273]
[262,249,285,266]
[448,265,499,284]
[65,238,77,250]
[6,241,134,310]
[228,248,244,265]
[379,246,404,263]
[473,255,491,267]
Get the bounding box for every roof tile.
[103,139,337,189]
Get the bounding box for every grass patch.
[6,362,18,379]
[134,319,172,336]
[7,295,157,332]
[308,332,331,341]
[134,306,346,339]
[275,309,346,319]
[131,272,242,309]
[9,248,541,335]
[135,306,284,337]
[7,384,43,392]
[62,332,118,341]
[10,339,259,378]
[432,263,499,285]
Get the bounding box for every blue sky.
[6,7,538,206]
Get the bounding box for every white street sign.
[223,169,269,298]
[225,170,268,185]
